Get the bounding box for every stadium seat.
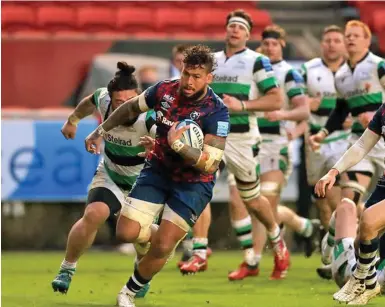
[249,10,272,28]
[36,6,76,31]
[1,5,36,32]
[155,8,193,32]
[193,9,230,33]
[373,10,385,33]
[76,6,116,32]
[116,7,155,32]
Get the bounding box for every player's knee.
[116,218,141,243]
[359,210,374,235]
[83,202,110,226]
[235,179,260,201]
[150,237,175,259]
[261,181,281,197]
[340,180,366,205]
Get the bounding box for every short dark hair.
[323,25,343,36]
[183,44,216,73]
[107,62,139,96]
[226,9,253,32]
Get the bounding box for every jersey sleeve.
[145,110,157,138]
[91,88,104,108]
[368,104,384,135]
[143,81,162,109]
[300,64,307,84]
[377,61,385,89]
[253,56,279,94]
[285,69,306,100]
[202,105,230,137]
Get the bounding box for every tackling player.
[84,45,229,307]
[52,63,156,297]
[315,102,385,304]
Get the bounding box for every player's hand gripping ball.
[169,119,204,149]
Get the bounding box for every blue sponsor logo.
[292,69,304,83]
[217,121,229,137]
[261,56,273,71]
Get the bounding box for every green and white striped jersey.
[92,87,156,191]
[334,52,385,136]
[301,58,350,143]
[257,60,306,142]
[211,48,279,139]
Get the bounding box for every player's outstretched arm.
[101,94,145,132]
[61,94,96,139]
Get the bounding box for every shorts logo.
[217,121,229,137]
[190,213,198,224]
[190,111,200,120]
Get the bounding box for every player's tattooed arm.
[67,94,96,125]
[178,135,226,175]
[101,96,143,132]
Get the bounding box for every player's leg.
[52,167,123,294]
[277,205,320,257]
[179,203,211,272]
[330,198,358,288]
[227,173,260,280]
[225,136,289,280]
[117,180,213,306]
[333,185,385,304]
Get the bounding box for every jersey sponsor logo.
[292,70,304,83]
[359,71,371,80]
[217,121,229,137]
[346,88,369,97]
[161,100,171,110]
[213,75,239,83]
[161,116,174,126]
[163,94,175,103]
[105,133,132,146]
[156,110,163,121]
[190,111,200,120]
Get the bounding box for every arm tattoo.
[101,96,142,132]
[72,95,96,119]
[178,135,226,174]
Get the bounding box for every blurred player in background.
[315,102,385,304]
[180,9,290,280]
[170,44,189,79]
[236,23,319,274]
[138,65,159,91]
[301,25,349,233]
[52,62,156,298]
[84,45,229,307]
[310,20,385,274]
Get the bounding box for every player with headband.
[180,9,290,280]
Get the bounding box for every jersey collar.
[347,51,370,70]
[224,47,247,61]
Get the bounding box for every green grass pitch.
[2,251,384,307]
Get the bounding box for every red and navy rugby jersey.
[144,79,230,182]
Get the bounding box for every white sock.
[299,218,313,238]
[61,259,77,272]
[192,237,208,260]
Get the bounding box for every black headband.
[262,30,281,40]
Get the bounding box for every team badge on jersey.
[190,111,200,120]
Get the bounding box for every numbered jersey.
[302,58,349,142]
[211,48,279,140]
[335,52,385,136]
[92,88,156,190]
[257,60,306,143]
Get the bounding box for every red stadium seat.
[154,8,193,32]
[1,5,36,32]
[116,7,154,32]
[76,6,116,32]
[193,9,229,33]
[373,10,385,33]
[36,6,76,31]
[249,10,271,28]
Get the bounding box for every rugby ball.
[176,119,204,150]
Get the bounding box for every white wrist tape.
[171,139,185,152]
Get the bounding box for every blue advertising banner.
[2,119,100,201]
